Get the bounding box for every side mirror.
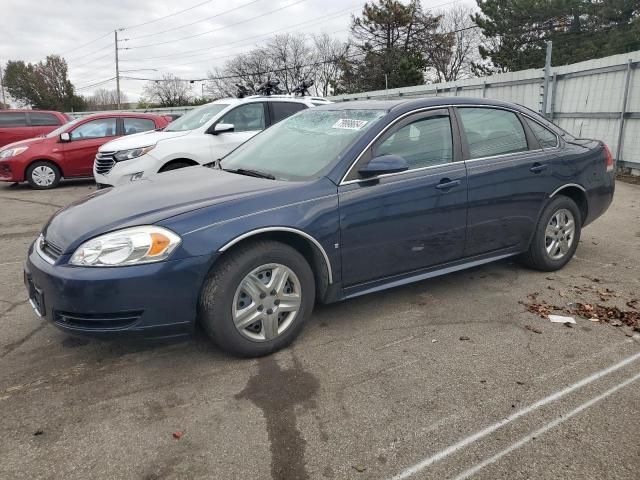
[359,154,408,178]
[59,132,71,142]
[212,123,234,135]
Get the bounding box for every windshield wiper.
[224,168,276,180]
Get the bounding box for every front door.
[456,106,553,256]
[338,109,468,287]
[209,102,266,160]
[63,117,119,177]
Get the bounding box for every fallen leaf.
[33,430,44,436]
[516,381,525,385]
[352,465,367,473]
[525,325,542,334]
[173,431,183,439]
[459,336,470,341]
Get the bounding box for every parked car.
[93,95,324,187]
[0,113,169,189]
[0,110,72,148]
[25,98,614,357]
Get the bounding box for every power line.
[57,32,112,57]
[122,0,308,50]
[75,77,116,91]
[124,0,263,40]
[119,0,214,31]
[67,44,113,64]
[72,51,114,70]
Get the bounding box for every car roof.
[211,95,318,105]
[316,97,532,113]
[0,109,65,114]
[77,112,166,120]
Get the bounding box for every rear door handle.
[435,179,461,191]
[530,163,548,173]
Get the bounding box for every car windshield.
[221,108,386,181]
[164,103,229,132]
[45,118,80,138]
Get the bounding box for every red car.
[0,113,170,189]
[0,110,72,148]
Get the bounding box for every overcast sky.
[1,0,471,101]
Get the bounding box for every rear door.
[62,117,119,176]
[28,112,63,137]
[456,106,553,256]
[0,112,32,147]
[208,102,267,159]
[267,101,307,126]
[339,108,467,287]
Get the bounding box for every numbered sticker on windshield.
[332,119,368,130]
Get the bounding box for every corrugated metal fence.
[330,50,640,172]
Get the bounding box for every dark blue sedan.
[24,98,615,356]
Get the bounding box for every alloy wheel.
[232,263,302,342]
[545,208,576,260]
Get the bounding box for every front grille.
[37,236,63,263]
[95,151,116,175]
[54,310,144,330]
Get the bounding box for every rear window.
[0,112,28,128]
[30,112,61,126]
[524,117,559,148]
[270,102,307,124]
[123,117,156,135]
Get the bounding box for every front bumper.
[24,244,214,339]
[93,153,161,187]
[0,160,20,182]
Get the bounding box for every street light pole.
[115,30,121,110]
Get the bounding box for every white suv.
[94,96,326,187]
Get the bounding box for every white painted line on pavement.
[453,371,640,479]
[389,350,640,480]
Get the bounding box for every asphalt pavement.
[1,178,639,480]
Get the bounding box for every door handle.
[435,178,461,191]
[530,163,548,173]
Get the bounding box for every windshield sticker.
[332,119,368,130]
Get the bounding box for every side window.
[271,102,307,124]
[70,118,117,140]
[458,108,528,159]
[30,112,61,126]
[0,112,28,128]
[524,117,558,148]
[373,115,453,170]
[219,103,265,132]
[123,118,156,135]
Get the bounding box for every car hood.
[99,129,191,152]
[1,136,48,150]
[42,166,290,252]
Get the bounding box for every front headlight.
[0,146,29,159]
[113,145,155,162]
[70,226,181,267]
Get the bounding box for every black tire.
[198,240,315,357]
[159,161,192,172]
[26,161,61,189]
[521,195,582,271]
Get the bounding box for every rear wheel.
[198,240,315,357]
[521,195,582,271]
[26,161,61,189]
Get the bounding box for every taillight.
[603,144,614,172]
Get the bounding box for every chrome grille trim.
[95,151,116,175]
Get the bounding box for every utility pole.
[541,40,552,118]
[115,30,121,110]
[0,62,6,108]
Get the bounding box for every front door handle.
[530,163,548,173]
[435,178,461,191]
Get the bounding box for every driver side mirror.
[59,132,71,142]
[212,123,234,135]
[359,154,409,178]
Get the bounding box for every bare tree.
[86,89,127,110]
[264,33,315,93]
[141,74,193,107]
[311,34,350,96]
[427,5,482,83]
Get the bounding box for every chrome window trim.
[218,227,333,284]
[341,162,465,186]
[463,148,544,164]
[549,183,586,197]
[339,104,552,185]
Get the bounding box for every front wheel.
[198,240,315,357]
[521,195,582,271]
[26,161,61,189]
